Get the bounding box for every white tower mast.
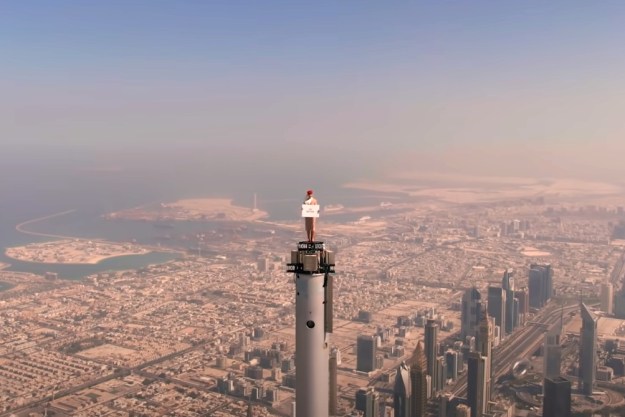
[286,197,335,417]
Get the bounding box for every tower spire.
[286,192,336,417]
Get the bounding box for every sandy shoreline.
[3,251,155,266]
[344,173,625,204]
[106,197,268,222]
[5,239,152,265]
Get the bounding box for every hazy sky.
[2,1,625,180]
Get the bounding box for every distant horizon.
[3,1,625,185]
[4,144,625,188]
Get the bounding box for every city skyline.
[3,2,625,417]
[3,182,625,416]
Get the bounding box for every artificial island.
[105,197,269,222]
[5,239,150,264]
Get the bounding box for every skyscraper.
[445,350,459,380]
[543,328,562,379]
[477,311,492,398]
[355,387,380,417]
[580,303,598,395]
[393,361,411,417]
[529,264,553,308]
[601,283,614,314]
[543,376,571,417]
[461,287,482,339]
[409,342,427,417]
[501,268,513,291]
[502,269,518,334]
[425,319,439,396]
[357,335,377,373]
[368,390,379,417]
[615,289,625,318]
[435,356,446,392]
[528,269,542,308]
[467,352,488,417]
[487,286,506,338]
[515,287,529,326]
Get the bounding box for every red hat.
[307,189,313,195]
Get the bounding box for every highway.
[449,301,579,397]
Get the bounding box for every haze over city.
[3,1,625,181]
[3,2,625,417]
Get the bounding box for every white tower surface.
[287,241,336,417]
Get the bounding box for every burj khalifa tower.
[286,194,336,417]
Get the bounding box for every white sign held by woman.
[301,204,320,218]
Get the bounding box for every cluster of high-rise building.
[541,299,605,417]
[388,311,495,417]
[461,268,534,348]
[455,265,567,417]
[487,268,531,342]
[356,264,604,417]
[538,301,600,417]
[366,217,619,417]
[522,300,598,417]
[499,219,531,237]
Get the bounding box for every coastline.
[105,197,268,222]
[5,236,154,265]
[3,251,182,281]
[0,281,15,292]
[6,208,184,279]
[3,250,157,266]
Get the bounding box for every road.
[14,209,78,239]
[449,302,579,397]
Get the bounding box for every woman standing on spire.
[303,189,318,242]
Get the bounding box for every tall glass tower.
[409,342,427,417]
[461,287,482,339]
[580,303,598,395]
[393,361,411,417]
[425,319,439,396]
